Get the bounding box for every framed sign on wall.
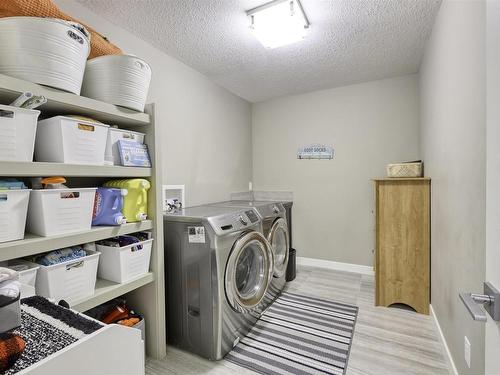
[297,144,334,159]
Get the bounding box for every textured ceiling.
[77,0,441,102]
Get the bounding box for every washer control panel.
[208,208,261,235]
[245,209,259,223]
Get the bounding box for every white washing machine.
[209,201,289,306]
[164,205,274,360]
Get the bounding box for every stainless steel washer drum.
[0,17,90,95]
[81,55,152,112]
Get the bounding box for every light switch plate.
[464,336,471,368]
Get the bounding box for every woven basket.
[386,162,423,178]
[0,0,122,59]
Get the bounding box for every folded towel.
[0,179,27,190]
[0,268,18,284]
[0,333,25,372]
[31,247,87,266]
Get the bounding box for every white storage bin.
[0,259,39,298]
[132,316,146,342]
[34,249,100,304]
[0,17,90,95]
[105,128,145,165]
[0,299,21,332]
[35,116,109,165]
[96,239,153,283]
[26,188,97,237]
[0,189,30,243]
[82,55,152,112]
[0,105,40,162]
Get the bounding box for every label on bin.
[188,226,205,243]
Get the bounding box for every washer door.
[225,231,273,313]
[268,217,290,278]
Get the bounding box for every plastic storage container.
[103,180,150,222]
[0,17,90,94]
[0,189,30,243]
[0,298,20,333]
[132,316,146,341]
[96,238,153,283]
[35,116,109,165]
[26,188,97,237]
[82,55,152,112]
[105,128,145,165]
[0,259,39,298]
[32,250,100,304]
[0,105,40,162]
[92,188,127,226]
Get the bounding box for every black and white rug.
[225,292,358,375]
[5,296,103,374]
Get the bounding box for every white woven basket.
[386,162,423,178]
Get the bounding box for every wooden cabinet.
[374,178,430,314]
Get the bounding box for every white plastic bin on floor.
[105,128,145,165]
[96,239,153,283]
[0,189,30,243]
[26,188,97,237]
[35,116,109,165]
[132,316,145,346]
[33,249,100,304]
[0,104,40,162]
[0,259,39,298]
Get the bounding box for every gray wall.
[420,1,486,374]
[55,0,253,207]
[252,75,420,266]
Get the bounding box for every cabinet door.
[375,180,430,314]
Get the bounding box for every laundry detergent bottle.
[92,187,127,226]
[103,179,150,222]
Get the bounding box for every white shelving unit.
[0,74,166,359]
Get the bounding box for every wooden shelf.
[0,221,153,262]
[0,73,150,127]
[372,177,431,181]
[72,273,155,312]
[0,70,165,357]
[0,161,152,178]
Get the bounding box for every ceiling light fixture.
[247,0,310,49]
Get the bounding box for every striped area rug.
[225,292,358,375]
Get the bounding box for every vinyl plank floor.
[146,266,450,375]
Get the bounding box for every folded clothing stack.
[0,270,20,308]
[27,246,87,266]
[97,232,150,249]
[0,179,27,190]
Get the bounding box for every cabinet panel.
[375,179,430,314]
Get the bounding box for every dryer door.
[225,231,273,313]
[268,217,290,278]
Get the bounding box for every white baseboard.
[430,304,459,375]
[296,256,374,276]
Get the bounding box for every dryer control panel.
[208,208,261,236]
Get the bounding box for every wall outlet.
[464,336,471,368]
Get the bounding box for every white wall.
[252,75,420,266]
[55,0,253,207]
[486,1,500,374]
[420,1,486,374]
